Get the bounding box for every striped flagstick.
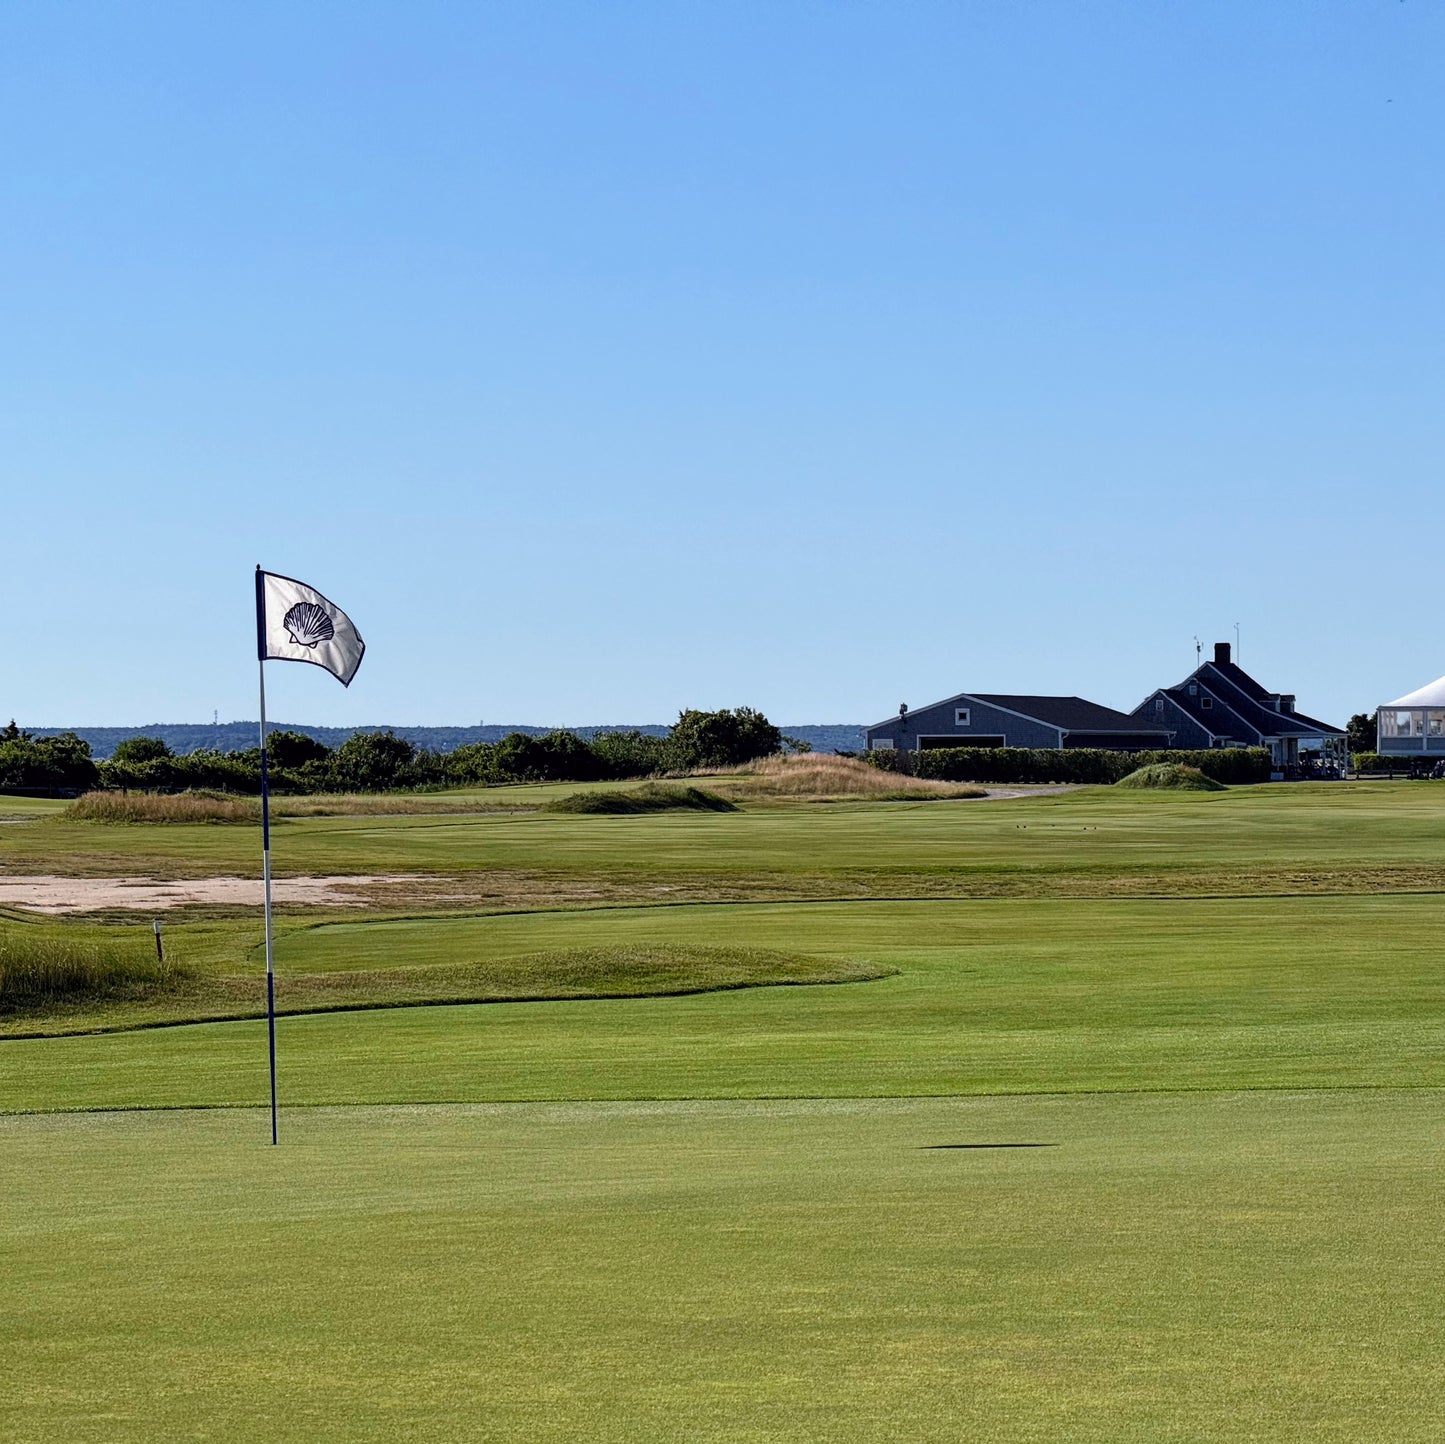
[254,566,365,1143]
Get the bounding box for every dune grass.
[65,790,260,824]
[0,929,189,1014]
[1117,762,1226,791]
[708,751,986,800]
[543,783,737,814]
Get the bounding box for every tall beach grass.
[0,930,190,1013]
[709,753,985,801]
[65,791,260,824]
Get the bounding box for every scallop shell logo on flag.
[282,602,335,648]
[258,570,365,687]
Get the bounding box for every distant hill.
[19,722,867,759]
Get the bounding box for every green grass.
[0,939,888,1036]
[1117,761,1226,791]
[7,892,1444,1107]
[6,782,1445,1440]
[2,1092,1441,1443]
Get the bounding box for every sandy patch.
[0,874,419,914]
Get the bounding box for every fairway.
[5,783,1445,1439]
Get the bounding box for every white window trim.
[869,738,895,751]
[955,708,970,726]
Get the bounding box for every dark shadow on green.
[920,1142,1058,1149]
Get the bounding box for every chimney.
[1213,642,1231,665]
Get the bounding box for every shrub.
[543,784,738,814]
[111,735,173,765]
[667,707,782,769]
[327,730,416,791]
[590,729,670,779]
[1116,763,1226,792]
[0,728,99,791]
[491,730,608,783]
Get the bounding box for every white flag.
[257,569,366,687]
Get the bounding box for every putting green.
[3,1091,1441,1443]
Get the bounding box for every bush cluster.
[0,706,788,797]
[0,723,99,792]
[866,746,1271,785]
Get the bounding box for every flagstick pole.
[256,569,279,1146]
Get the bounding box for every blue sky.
[3,1,1440,728]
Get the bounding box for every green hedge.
[1352,752,1442,775]
[882,746,1272,786]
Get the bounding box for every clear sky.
[3,1,1440,728]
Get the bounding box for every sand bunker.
[0,875,416,914]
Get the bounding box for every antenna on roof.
[1193,636,1201,665]
[1234,622,1241,663]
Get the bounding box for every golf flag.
[256,570,365,687]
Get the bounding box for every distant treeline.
[18,720,866,760]
[0,709,800,794]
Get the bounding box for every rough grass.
[0,930,190,1014]
[1117,763,1227,792]
[0,941,890,1033]
[711,752,985,801]
[65,791,259,824]
[271,794,527,817]
[544,784,738,814]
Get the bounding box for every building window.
[869,738,894,751]
[955,708,970,726]
[1188,684,1198,697]
[1154,698,1165,714]
[1201,697,1213,710]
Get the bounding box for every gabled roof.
[1383,674,1445,708]
[1164,662,1344,740]
[970,695,1172,735]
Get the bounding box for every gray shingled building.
[865,693,1174,754]
[1129,642,1345,773]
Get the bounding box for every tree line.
[0,709,794,794]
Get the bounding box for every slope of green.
[3,1093,1441,1444]
[6,892,1443,1110]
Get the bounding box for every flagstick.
[256,572,279,1146]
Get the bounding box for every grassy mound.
[269,943,892,1012]
[65,791,259,824]
[712,753,985,801]
[0,930,191,1015]
[1116,763,1226,792]
[544,785,738,815]
[6,943,893,1033]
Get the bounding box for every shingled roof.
[972,695,1173,735]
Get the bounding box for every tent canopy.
[1383,674,1445,709]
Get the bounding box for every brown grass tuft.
[705,753,985,801]
[65,791,260,824]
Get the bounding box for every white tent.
[1383,675,1445,709]
[1378,674,1445,755]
